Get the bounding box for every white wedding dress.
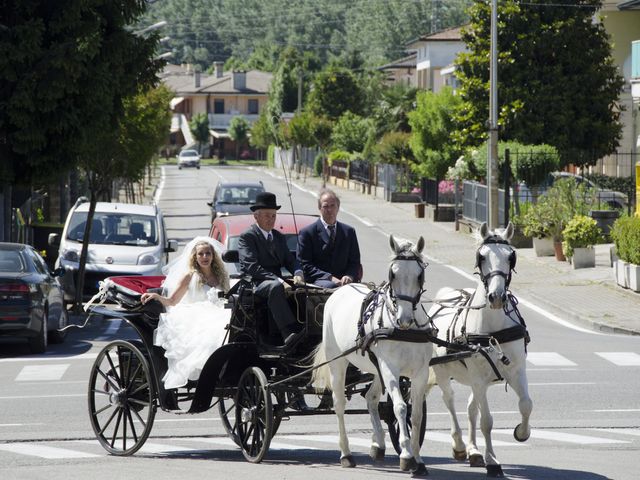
[154,274,231,389]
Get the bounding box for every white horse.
[312,235,432,475]
[427,222,532,478]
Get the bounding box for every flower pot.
[627,263,640,292]
[553,241,566,262]
[571,247,596,269]
[533,237,554,257]
[414,203,425,218]
[615,259,629,289]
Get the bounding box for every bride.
[141,236,231,389]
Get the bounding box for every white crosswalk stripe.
[15,364,69,381]
[526,352,577,366]
[595,352,640,366]
[0,427,637,461]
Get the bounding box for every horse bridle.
[475,236,517,289]
[387,252,428,311]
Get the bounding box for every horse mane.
[390,239,423,259]
[473,224,512,247]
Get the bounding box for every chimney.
[232,71,246,90]
[214,61,224,78]
[194,70,201,88]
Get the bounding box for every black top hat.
[250,192,281,211]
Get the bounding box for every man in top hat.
[237,192,305,349]
[297,188,361,288]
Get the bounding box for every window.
[214,99,225,114]
[248,99,259,114]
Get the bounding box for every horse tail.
[427,366,438,387]
[310,341,332,392]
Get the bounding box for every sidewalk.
[290,172,640,336]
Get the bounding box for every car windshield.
[67,212,158,246]
[216,186,263,205]
[0,249,26,272]
[180,150,198,157]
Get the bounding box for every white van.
[49,198,177,302]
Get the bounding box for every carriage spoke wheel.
[218,396,241,446]
[235,367,273,463]
[88,340,156,456]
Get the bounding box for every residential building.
[161,62,273,159]
[377,53,417,87]
[405,26,466,93]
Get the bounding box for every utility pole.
[487,0,499,229]
[297,68,303,114]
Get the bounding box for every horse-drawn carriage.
[86,254,425,463]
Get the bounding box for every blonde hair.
[188,241,230,292]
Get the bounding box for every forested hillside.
[143,0,470,72]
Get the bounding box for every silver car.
[177,149,201,169]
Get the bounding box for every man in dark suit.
[238,192,305,349]
[297,188,361,288]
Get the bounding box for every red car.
[209,213,318,278]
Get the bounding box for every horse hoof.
[513,423,530,442]
[411,463,429,477]
[400,457,418,472]
[453,449,467,461]
[486,464,504,477]
[370,446,385,463]
[340,455,356,468]
[469,453,485,468]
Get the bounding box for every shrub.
[561,215,602,258]
[611,215,640,265]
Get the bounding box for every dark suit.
[297,219,361,288]
[238,224,301,340]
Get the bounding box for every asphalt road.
[1,164,638,480]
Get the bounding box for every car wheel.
[29,310,48,354]
[49,306,68,344]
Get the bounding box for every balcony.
[208,113,260,129]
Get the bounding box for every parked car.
[207,181,265,222]
[516,172,628,210]
[177,149,201,169]
[209,213,318,278]
[0,242,68,353]
[49,198,177,302]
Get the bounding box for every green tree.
[373,83,419,137]
[454,0,624,168]
[408,87,461,181]
[189,113,210,156]
[307,66,365,120]
[330,112,373,154]
[228,116,250,160]
[250,110,278,151]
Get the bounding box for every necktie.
[328,224,336,245]
[267,232,273,243]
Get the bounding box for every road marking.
[526,352,577,367]
[154,417,220,423]
[424,431,523,448]
[589,428,640,437]
[180,436,311,451]
[154,167,166,204]
[0,394,85,400]
[494,429,630,444]
[15,364,69,382]
[595,352,640,366]
[0,423,45,427]
[0,353,98,363]
[0,443,99,459]
[529,382,595,386]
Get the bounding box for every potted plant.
[521,201,554,256]
[611,215,640,291]
[561,215,602,269]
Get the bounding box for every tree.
[228,116,250,160]
[453,0,624,168]
[408,87,461,181]
[189,113,210,156]
[250,110,278,151]
[307,66,365,120]
[330,112,373,154]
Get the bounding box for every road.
[1,165,638,480]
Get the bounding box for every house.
[376,53,417,87]
[161,62,273,159]
[598,1,640,176]
[404,26,466,93]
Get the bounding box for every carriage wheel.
[235,366,273,463]
[218,396,241,446]
[88,340,156,456]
